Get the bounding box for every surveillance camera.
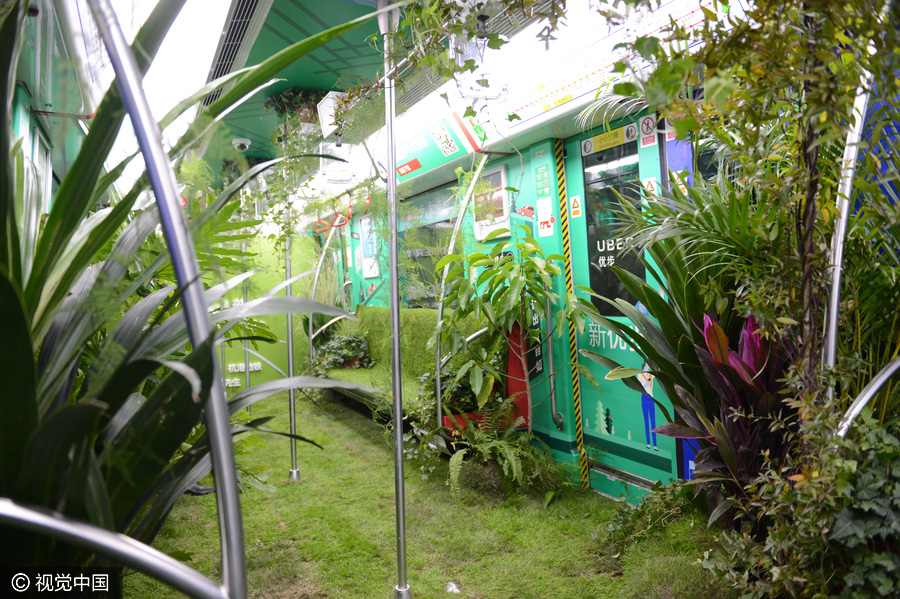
[233,138,251,152]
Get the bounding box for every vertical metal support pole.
[378,2,411,598]
[243,240,251,413]
[337,221,349,309]
[823,1,890,402]
[87,2,246,597]
[545,298,563,430]
[287,235,300,480]
[221,293,228,386]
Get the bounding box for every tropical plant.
[593,0,900,400]
[704,413,900,599]
[446,397,562,496]
[264,86,328,121]
[434,225,585,431]
[578,190,795,521]
[0,0,381,568]
[416,358,506,418]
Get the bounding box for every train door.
[563,113,680,499]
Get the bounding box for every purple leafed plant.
[655,315,794,500]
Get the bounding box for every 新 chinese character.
[588,322,603,348]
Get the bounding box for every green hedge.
[354,305,491,378]
[327,306,496,415]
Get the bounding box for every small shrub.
[606,482,698,550]
[312,334,374,377]
[704,412,900,599]
[446,397,566,496]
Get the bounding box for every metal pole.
[286,235,300,481]
[87,2,246,597]
[221,292,228,387]
[835,355,900,439]
[243,240,251,412]
[823,2,890,402]
[378,2,411,597]
[545,298,563,430]
[434,154,489,429]
[310,225,337,364]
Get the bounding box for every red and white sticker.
[665,118,677,141]
[537,196,555,237]
[639,115,657,148]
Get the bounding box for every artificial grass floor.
[125,392,728,599]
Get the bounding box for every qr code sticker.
[430,124,459,157]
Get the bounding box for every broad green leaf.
[483,228,511,242]
[633,36,660,60]
[14,404,102,507]
[707,498,734,527]
[714,417,740,481]
[103,336,215,527]
[476,374,495,409]
[13,139,40,283]
[605,367,645,380]
[672,116,698,139]
[704,75,736,112]
[0,268,37,491]
[435,253,462,271]
[470,366,484,397]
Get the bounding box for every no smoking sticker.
[639,115,657,148]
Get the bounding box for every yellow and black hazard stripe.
[554,138,590,489]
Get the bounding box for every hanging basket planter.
[264,87,329,123]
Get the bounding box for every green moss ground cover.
[125,393,732,598]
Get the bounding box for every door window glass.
[583,141,643,316]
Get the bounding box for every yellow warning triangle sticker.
[570,196,582,217]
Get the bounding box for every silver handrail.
[0,499,227,599]
[439,327,490,369]
[434,154,489,429]
[823,0,892,404]
[309,225,337,362]
[312,314,350,342]
[87,1,247,597]
[835,355,900,439]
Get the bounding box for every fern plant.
[446,397,561,496]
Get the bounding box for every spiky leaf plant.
[0,0,381,568]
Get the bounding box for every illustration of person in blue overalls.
[638,365,657,451]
